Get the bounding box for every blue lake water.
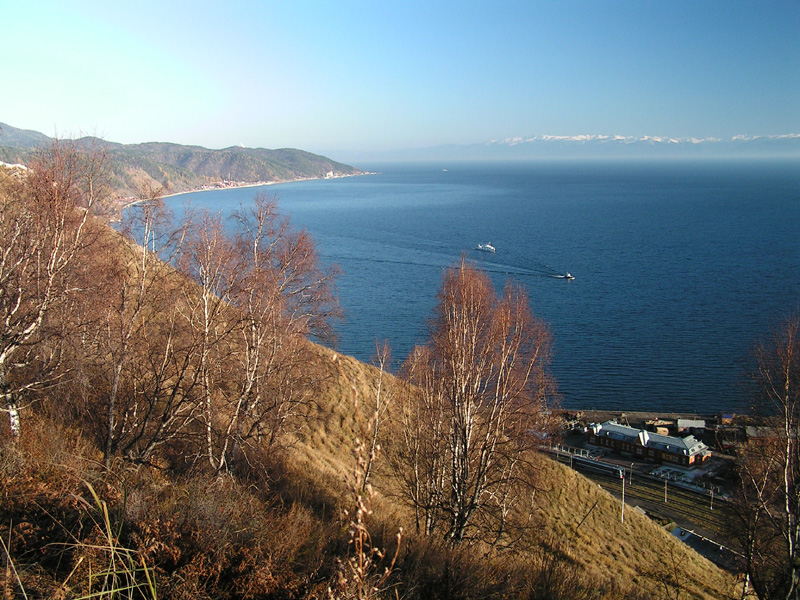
[166,159,800,413]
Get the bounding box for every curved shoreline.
[119,171,376,210]
[161,171,376,200]
[160,179,282,200]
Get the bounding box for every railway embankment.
[550,409,758,570]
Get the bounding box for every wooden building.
[587,421,711,466]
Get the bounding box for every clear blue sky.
[2,0,798,157]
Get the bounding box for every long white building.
[587,421,711,466]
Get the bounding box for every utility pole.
[664,478,668,503]
[621,470,625,524]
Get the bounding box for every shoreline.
[118,171,378,210]
[558,408,761,443]
[161,171,376,200]
[558,408,745,425]
[160,179,282,200]
[118,171,376,211]
[117,181,278,210]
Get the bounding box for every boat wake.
[318,236,575,281]
[473,248,574,280]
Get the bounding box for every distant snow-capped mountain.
[368,134,800,161]
[487,133,799,146]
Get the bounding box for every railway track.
[552,452,730,539]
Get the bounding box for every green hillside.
[0,121,363,197]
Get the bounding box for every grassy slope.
[296,344,737,599]
[534,458,733,598]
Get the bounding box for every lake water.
[167,159,800,414]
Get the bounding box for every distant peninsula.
[0,122,364,198]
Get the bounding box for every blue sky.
[2,0,798,157]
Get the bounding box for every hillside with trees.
[0,142,757,599]
[0,122,363,198]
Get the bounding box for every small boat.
[564,272,575,280]
[476,242,496,253]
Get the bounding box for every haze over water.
[169,159,800,414]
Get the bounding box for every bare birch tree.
[178,194,340,473]
[389,259,556,543]
[361,341,393,492]
[388,344,449,535]
[731,313,800,600]
[98,194,201,464]
[226,195,339,460]
[0,141,104,438]
[179,207,238,471]
[57,190,206,465]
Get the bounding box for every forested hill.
[0,121,363,197]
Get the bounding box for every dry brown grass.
[529,457,736,599]
[1,417,344,599]
[288,347,397,483]
[289,342,739,600]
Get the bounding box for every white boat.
[476,242,496,253]
[563,272,575,280]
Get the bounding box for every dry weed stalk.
[332,481,402,600]
[1,527,26,600]
[1,479,157,600]
[329,352,402,599]
[72,481,158,600]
